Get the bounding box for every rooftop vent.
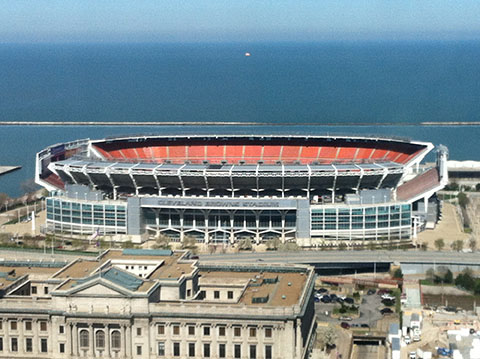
[282,295,286,300]
[288,282,292,286]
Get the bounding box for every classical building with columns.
[0,249,316,358]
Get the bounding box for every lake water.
[1,42,479,196]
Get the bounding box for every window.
[204,343,210,357]
[25,338,32,352]
[188,326,195,335]
[44,287,49,295]
[218,326,226,336]
[111,331,121,350]
[234,327,241,337]
[173,325,180,335]
[158,342,165,356]
[0,322,2,329]
[59,325,64,334]
[250,344,256,359]
[188,342,195,357]
[265,345,272,359]
[214,290,220,299]
[249,327,256,337]
[11,337,18,352]
[136,345,142,355]
[203,326,210,336]
[10,321,17,330]
[41,338,48,353]
[95,331,105,348]
[40,321,47,331]
[219,343,226,358]
[25,321,32,331]
[234,344,241,358]
[60,343,65,353]
[265,327,272,338]
[31,286,37,294]
[136,327,142,336]
[173,342,180,357]
[228,291,234,299]
[157,324,165,335]
[79,330,89,348]
[0,337,2,351]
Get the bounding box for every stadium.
[36,134,448,246]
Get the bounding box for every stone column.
[4,320,10,355]
[125,324,132,358]
[88,325,94,357]
[32,319,39,355]
[105,325,110,358]
[66,323,72,357]
[120,325,126,358]
[72,323,78,357]
[18,319,24,354]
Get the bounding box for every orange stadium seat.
[225,145,244,163]
[244,145,262,163]
[281,146,301,162]
[262,145,282,164]
[93,146,113,159]
[337,147,358,161]
[168,145,187,162]
[206,145,225,163]
[187,145,206,163]
[370,149,388,160]
[299,146,319,164]
[151,146,168,162]
[354,148,374,161]
[318,146,338,161]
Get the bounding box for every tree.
[425,268,435,282]
[393,268,403,279]
[458,192,469,208]
[434,238,445,251]
[153,234,171,250]
[444,269,454,284]
[0,193,9,211]
[451,240,464,252]
[266,238,280,251]
[122,240,134,249]
[469,238,477,252]
[238,237,253,250]
[337,242,347,251]
[367,241,377,251]
[316,326,337,351]
[476,183,480,192]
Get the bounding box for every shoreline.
[0,121,480,127]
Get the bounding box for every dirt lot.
[416,202,470,250]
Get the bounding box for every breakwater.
[1,121,480,127]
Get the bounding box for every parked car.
[339,316,352,321]
[314,297,320,303]
[409,352,416,359]
[321,296,332,303]
[404,335,411,344]
[335,297,344,304]
[367,289,376,295]
[380,307,393,315]
[329,294,338,300]
[360,323,370,329]
[340,322,350,329]
[317,288,328,294]
[344,297,354,304]
[381,299,395,306]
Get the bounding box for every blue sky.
[2,0,480,43]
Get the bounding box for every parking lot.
[314,288,394,329]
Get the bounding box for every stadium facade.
[35,134,448,245]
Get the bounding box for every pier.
[0,166,21,177]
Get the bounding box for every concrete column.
[67,323,72,357]
[72,323,78,357]
[105,326,110,358]
[126,324,132,358]
[88,325,94,357]
[18,319,24,354]
[120,325,126,358]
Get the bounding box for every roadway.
[198,250,480,266]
